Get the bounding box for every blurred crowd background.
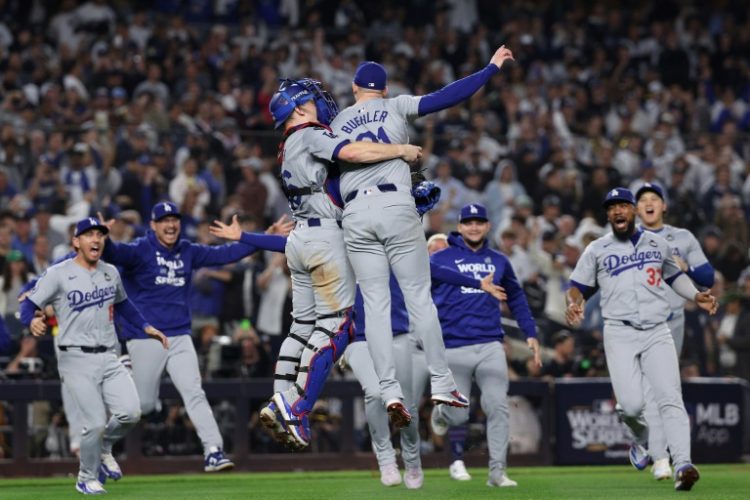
[0,0,749,460]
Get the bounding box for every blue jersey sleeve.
[114,298,150,330]
[19,297,40,327]
[239,232,287,253]
[418,65,500,116]
[430,263,481,288]
[499,259,537,339]
[686,262,715,288]
[102,239,142,268]
[190,242,258,269]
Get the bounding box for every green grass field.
[2,464,749,499]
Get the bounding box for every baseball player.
[332,46,516,424]
[235,78,421,448]
[635,183,715,480]
[565,188,718,492]
[19,217,168,495]
[98,201,267,472]
[343,262,506,488]
[429,203,541,488]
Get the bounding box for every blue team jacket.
[102,231,257,339]
[430,232,537,348]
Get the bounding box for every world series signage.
[554,378,748,465]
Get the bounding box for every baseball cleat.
[97,453,122,484]
[380,463,402,487]
[204,447,235,472]
[271,392,310,448]
[449,459,472,481]
[260,400,296,447]
[403,467,424,489]
[629,443,649,471]
[431,390,469,408]
[385,399,412,429]
[487,471,518,487]
[652,458,672,481]
[674,463,700,491]
[430,405,449,437]
[76,479,107,495]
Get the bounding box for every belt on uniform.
[307,218,342,229]
[344,183,397,203]
[607,319,649,331]
[59,345,109,353]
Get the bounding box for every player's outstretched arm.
[210,215,287,253]
[565,287,585,327]
[337,142,422,164]
[416,45,514,117]
[668,273,718,314]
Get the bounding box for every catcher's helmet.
[269,79,339,129]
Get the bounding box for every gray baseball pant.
[58,350,140,482]
[343,189,456,405]
[127,334,223,453]
[604,321,691,468]
[644,311,685,462]
[345,334,421,469]
[432,342,511,473]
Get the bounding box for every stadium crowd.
[1,0,749,459]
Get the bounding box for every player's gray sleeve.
[569,244,597,286]
[27,267,60,308]
[391,95,421,120]
[307,128,348,162]
[669,273,700,300]
[683,232,709,268]
[662,254,682,281]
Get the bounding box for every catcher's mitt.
[412,178,441,216]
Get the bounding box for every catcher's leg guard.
[273,318,315,393]
[287,308,354,416]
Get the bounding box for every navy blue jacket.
[102,231,257,339]
[430,232,537,348]
[352,264,485,342]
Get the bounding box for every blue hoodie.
[102,231,257,339]
[430,232,537,348]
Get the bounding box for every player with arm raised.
[19,217,167,495]
[97,201,269,472]
[242,78,421,448]
[332,45,516,426]
[565,188,717,492]
[635,183,715,480]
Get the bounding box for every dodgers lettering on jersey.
[27,259,127,348]
[332,95,421,198]
[642,225,710,313]
[280,127,345,221]
[570,229,681,327]
[430,233,537,348]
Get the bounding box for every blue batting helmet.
[269,79,339,129]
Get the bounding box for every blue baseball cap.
[75,217,109,237]
[151,201,181,221]
[635,182,665,201]
[353,61,387,91]
[459,203,489,223]
[602,187,635,208]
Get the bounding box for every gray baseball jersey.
[641,224,709,312]
[28,259,127,349]
[570,230,682,327]
[280,126,346,221]
[333,95,421,198]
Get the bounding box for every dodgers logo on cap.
[75,217,109,237]
[602,187,635,208]
[151,201,182,221]
[459,203,488,222]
